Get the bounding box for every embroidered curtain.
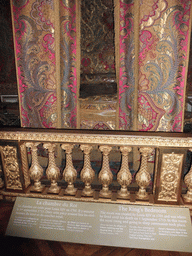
[11,0,192,132]
[11,0,79,128]
[118,0,192,132]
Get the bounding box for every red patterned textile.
[11,0,78,128]
[11,1,191,131]
[118,0,192,132]
[138,0,191,132]
[11,0,58,128]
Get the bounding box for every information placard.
[6,197,192,252]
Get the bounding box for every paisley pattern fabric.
[11,0,78,128]
[119,0,192,132]
[138,0,191,132]
[11,0,191,132]
[11,0,58,128]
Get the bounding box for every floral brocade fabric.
[12,0,58,128]
[138,0,191,132]
[119,0,192,131]
[11,0,192,132]
[11,0,78,128]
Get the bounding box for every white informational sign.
[6,197,192,252]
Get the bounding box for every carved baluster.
[61,144,77,195]
[99,146,113,198]
[183,149,192,202]
[43,143,60,193]
[117,146,132,199]
[136,147,153,200]
[26,142,44,192]
[80,145,95,196]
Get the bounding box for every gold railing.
[0,128,192,214]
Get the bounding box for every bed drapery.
[11,0,79,128]
[11,0,192,131]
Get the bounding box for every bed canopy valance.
[11,0,192,132]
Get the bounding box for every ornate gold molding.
[0,145,22,190]
[1,131,192,148]
[157,153,184,202]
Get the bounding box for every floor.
[0,201,191,256]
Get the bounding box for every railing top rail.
[0,128,192,148]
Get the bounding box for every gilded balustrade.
[0,128,192,214]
